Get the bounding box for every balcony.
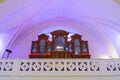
[0,59,120,80]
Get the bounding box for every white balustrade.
[0,59,120,76]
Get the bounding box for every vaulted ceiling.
[0,0,120,59]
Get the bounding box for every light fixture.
[5,49,12,59]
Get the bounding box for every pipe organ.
[29,30,90,58]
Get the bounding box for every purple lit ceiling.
[0,0,120,59]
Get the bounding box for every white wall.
[1,76,120,80]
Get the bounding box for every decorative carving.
[0,59,120,74]
[0,61,14,71]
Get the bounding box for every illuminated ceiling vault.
[0,0,120,59]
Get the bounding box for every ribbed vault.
[0,0,120,59]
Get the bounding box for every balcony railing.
[0,59,120,76]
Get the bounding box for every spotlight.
[5,49,12,59]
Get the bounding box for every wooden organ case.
[29,30,90,58]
